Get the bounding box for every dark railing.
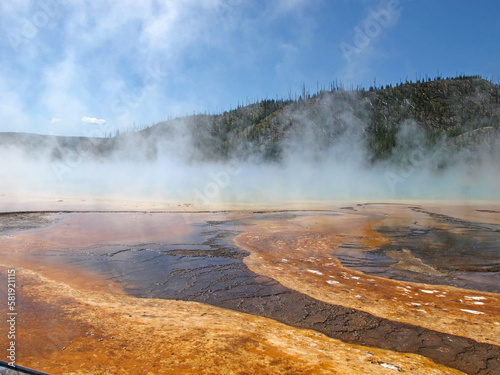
[0,361,51,375]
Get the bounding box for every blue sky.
[1,0,499,136]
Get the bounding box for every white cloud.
[51,117,62,123]
[81,116,106,125]
[0,0,328,135]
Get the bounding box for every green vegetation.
[2,75,498,164]
[140,75,500,162]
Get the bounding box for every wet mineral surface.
[1,203,499,374]
[335,207,500,293]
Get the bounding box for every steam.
[1,93,499,208]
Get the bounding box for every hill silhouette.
[1,76,499,166]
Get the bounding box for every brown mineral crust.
[386,249,447,275]
[234,206,500,347]
[0,266,464,375]
[1,204,499,374]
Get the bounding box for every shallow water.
[3,207,500,374]
[336,210,500,293]
[53,218,287,302]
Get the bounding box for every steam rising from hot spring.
[1,105,499,206]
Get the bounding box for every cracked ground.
[1,203,499,374]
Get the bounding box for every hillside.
[141,75,500,162]
[1,76,499,165]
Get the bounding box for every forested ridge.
[2,76,499,164]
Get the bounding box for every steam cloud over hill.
[1,76,499,205]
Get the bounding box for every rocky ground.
[0,201,499,374]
